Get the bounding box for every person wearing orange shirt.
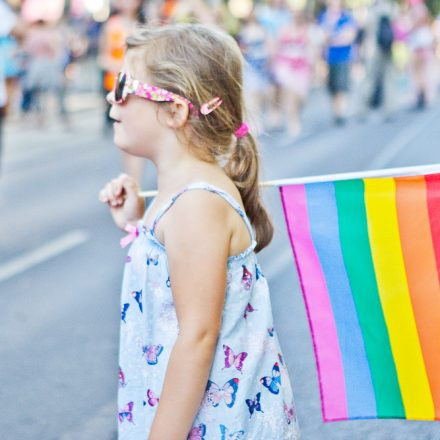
[98,0,146,185]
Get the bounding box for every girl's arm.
[147,191,232,440]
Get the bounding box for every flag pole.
[138,163,440,198]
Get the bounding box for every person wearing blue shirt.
[318,0,357,125]
[0,0,22,175]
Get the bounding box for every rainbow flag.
[280,173,440,422]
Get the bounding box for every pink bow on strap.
[120,224,139,248]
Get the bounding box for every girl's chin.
[113,134,130,151]
[113,137,144,157]
[114,141,132,152]
[112,129,130,150]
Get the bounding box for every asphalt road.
[1,90,440,440]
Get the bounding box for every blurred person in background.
[393,1,413,42]
[408,0,436,110]
[2,32,21,119]
[238,9,272,135]
[256,0,291,39]
[255,0,291,129]
[318,0,357,125]
[98,0,145,124]
[435,11,440,52]
[349,5,368,116]
[272,8,313,138]
[98,0,146,186]
[360,0,396,121]
[20,19,67,125]
[391,2,414,106]
[0,0,22,174]
[162,0,218,25]
[143,0,169,23]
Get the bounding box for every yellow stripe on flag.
[364,178,434,419]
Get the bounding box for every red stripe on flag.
[425,174,440,285]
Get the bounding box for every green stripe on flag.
[334,179,405,418]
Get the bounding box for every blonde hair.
[126,23,273,252]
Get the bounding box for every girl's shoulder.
[144,180,244,226]
[152,181,244,232]
[145,181,256,259]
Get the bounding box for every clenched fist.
[99,174,145,230]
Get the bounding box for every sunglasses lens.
[115,73,126,102]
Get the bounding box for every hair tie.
[235,122,249,139]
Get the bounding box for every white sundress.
[118,181,301,440]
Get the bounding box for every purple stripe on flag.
[280,184,348,421]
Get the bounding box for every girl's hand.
[98,174,145,230]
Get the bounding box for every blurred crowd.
[238,0,440,134]
[1,0,440,175]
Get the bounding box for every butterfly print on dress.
[141,344,164,365]
[243,302,257,319]
[255,264,264,280]
[131,290,142,312]
[121,303,129,323]
[284,401,296,425]
[222,344,248,374]
[219,424,245,439]
[260,362,281,394]
[119,367,127,388]
[143,389,160,407]
[278,353,285,366]
[146,253,159,266]
[204,378,239,408]
[118,401,134,424]
[187,423,206,440]
[245,392,263,418]
[241,265,252,290]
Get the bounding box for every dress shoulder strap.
[149,181,256,244]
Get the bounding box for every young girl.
[99,23,300,440]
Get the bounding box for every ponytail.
[224,134,274,252]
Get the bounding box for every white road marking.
[0,230,89,284]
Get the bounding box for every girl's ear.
[163,100,190,129]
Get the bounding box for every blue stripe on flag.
[306,182,377,418]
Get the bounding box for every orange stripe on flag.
[395,176,440,419]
